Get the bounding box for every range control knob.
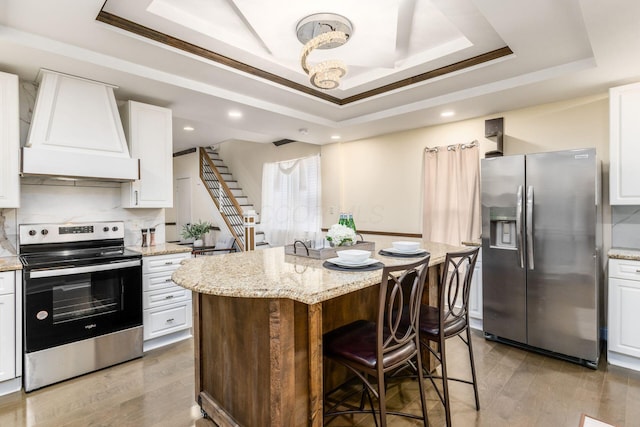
[103,226,110,232]
[112,226,119,232]
[41,229,49,236]
[28,229,37,236]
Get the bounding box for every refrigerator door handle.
[526,185,535,270]
[516,185,525,268]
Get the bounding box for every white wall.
[166,150,225,245]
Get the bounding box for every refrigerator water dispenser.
[489,207,517,249]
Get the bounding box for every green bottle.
[338,213,346,226]
[347,213,356,232]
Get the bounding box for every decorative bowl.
[336,249,371,264]
[392,241,420,253]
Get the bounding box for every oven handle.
[29,259,142,279]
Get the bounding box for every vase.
[193,239,204,247]
[329,240,354,248]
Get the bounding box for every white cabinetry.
[469,248,483,330]
[142,252,192,352]
[121,101,173,208]
[608,258,640,371]
[0,71,20,208]
[610,82,640,205]
[0,270,21,396]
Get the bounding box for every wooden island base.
[192,266,441,427]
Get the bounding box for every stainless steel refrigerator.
[481,148,602,367]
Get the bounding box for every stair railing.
[199,147,245,251]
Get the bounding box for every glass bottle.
[347,213,356,232]
[338,213,346,226]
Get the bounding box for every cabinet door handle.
[164,261,174,265]
[134,190,139,206]
[636,269,640,273]
[165,295,174,300]
[165,278,173,282]
[166,318,174,323]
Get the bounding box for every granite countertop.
[608,248,640,261]
[127,242,193,257]
[0,256,22,272]
[172,237,466,305]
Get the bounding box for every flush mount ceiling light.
[296,13,352,90]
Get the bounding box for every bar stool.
[323,255,431,426]
[419,247,480,427]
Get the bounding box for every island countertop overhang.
[171,239,465,305]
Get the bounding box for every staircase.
[199,147,268,250]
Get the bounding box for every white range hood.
[22,69,139,181]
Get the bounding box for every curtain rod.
[425,139,478,153]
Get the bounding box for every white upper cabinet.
[0,71,20,208]
[121,101,173,208]
[610,82,640,205]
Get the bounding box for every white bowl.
[336,249,371,264]
[392,241,420,253]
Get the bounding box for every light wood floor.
[0,331,638,427]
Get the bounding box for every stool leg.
[440,335,452,427]
[466,327,480,410]
[415,347,430,426]
[377,370,387,427]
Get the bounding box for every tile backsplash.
[0,178,165,257]
[611,205,640,249]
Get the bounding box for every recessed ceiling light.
[441,111,455,117]
[228,110,243,119]
[330,135,341,140]
[183,125,194,131]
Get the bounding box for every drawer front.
[143,302,192,340]
[143,271,181,292]
[0,271,15,295]
[609,258,640,281]
[143,286,191,310]
[143,253,190,275]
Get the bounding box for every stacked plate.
[380,241,429,257]
[327,249,377,268]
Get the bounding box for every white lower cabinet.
[608,258,640,371]
[0,293,15,382]
[468,248,483,330]
[0,270,21,396]
[142,252,192,352]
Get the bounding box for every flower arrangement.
[326,223,356,247]
[181,220,214,241]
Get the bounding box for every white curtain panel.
[261,155,322,247]
[423,143,480,246]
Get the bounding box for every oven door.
[24,259,142,353]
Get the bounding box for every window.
[261,155,321,247]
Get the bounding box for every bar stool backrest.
[377,255,431,371]
[439,248,480,331]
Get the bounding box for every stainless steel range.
[19,221,143,392]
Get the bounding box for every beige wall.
[216,140,322,214]
[321,93,610,250]
[178,92,610,251]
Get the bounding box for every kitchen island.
[172,238,464,427]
